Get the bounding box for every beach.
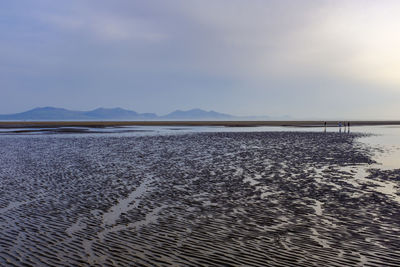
[0,130,399,266]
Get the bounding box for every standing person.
[338,121,342,133]
[324,121,327,132]
[348,122,350,133]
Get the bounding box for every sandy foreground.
[0,132,399,266]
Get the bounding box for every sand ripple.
[0,132,399,266]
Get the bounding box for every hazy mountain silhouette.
[83,108,157,120]
[162,108,234,120]
[0,107,288,121]
[0,107,157,121]
[0,107,86,120]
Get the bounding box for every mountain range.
[0,107,265,121]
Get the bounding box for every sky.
[1,0,400,119]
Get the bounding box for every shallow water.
[354,126,400,169]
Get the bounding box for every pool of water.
[353,126,400,169]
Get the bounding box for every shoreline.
[1,120,400,129]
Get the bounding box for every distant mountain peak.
[31,106,66,111]
[92,107,127,111]
[163,108,234,120]
[0,107,285,121]
[0,107,155,121]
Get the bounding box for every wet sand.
[0,132,399,266]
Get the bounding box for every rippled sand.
[0,132,399,266]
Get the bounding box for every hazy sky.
[1,0,400,119]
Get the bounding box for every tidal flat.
[0,131,399,266]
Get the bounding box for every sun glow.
[316,2,400,88]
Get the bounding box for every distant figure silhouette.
[324,121,327,132]
[348,122,350,133]
[338,121,342,133]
